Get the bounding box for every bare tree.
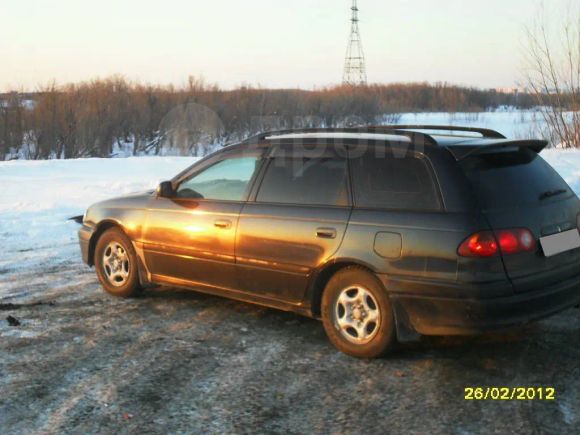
[0,93,25,159]
[1,78,540,160]
[523,3,579,148]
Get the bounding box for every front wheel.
[321,267,396,358]
[94,228,141,297]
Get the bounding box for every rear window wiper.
[539,188,568,201]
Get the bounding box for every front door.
[142,150,263,290]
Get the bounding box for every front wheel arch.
[88,220,127,267]
[93,226,142,297]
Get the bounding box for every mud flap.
[133,242,157,289]
[391,298,421,342]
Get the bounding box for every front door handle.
[214,219,232,229]
[316,227,337,239]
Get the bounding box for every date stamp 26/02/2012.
[465,387,556,401]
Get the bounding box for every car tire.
[321,267,396,358]
[94,227,141,298]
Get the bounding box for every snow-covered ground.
[0,157,198,295]
[1,149,579,296]
[2,158,578,435]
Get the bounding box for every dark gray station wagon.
[78,126,580,358]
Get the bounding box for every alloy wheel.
[334,285,381,344]
[102,241,130,287]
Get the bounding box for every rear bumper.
[78,224,94,265]
[381,274,580,336]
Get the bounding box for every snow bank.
[0,151,579,296]
[0,157,197,213]
[0,157,197,291]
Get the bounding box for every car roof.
[238,126,549,161]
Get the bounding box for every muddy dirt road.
[1,260,579,434]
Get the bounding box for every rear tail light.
[458,228,536,257]
[458,231,498,257]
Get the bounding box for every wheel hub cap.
[334,286,381,344]
[352,306,363,321]
[102,242,130,287]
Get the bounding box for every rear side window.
[257,157,349,206]
[350,152,441,211]
[460,148,573,211]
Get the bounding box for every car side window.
[176,157,260,201]
[351,152,441,211]
[256,157,349,206]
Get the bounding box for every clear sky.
[0,0,572,91]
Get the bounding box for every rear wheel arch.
[320,265,396,357]
[309,260,381,317]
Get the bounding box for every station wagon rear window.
[460,148,574,211]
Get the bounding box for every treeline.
[0,77,539,160]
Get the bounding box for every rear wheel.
[94,228,141,297]
[321,267,395,358]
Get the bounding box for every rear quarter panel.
[333,148,511,298]
[337,210,507,287]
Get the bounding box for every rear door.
[460,148,580,292]
[235,144,351,303]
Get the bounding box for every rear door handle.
[214,219,232,229]
[316,227,337,239]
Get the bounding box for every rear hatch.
[459,147,580,293]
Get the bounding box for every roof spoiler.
[448,140,549,161]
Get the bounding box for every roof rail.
[378,125,506,139]
[240,127,439,146]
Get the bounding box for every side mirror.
[157,181,175,198]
